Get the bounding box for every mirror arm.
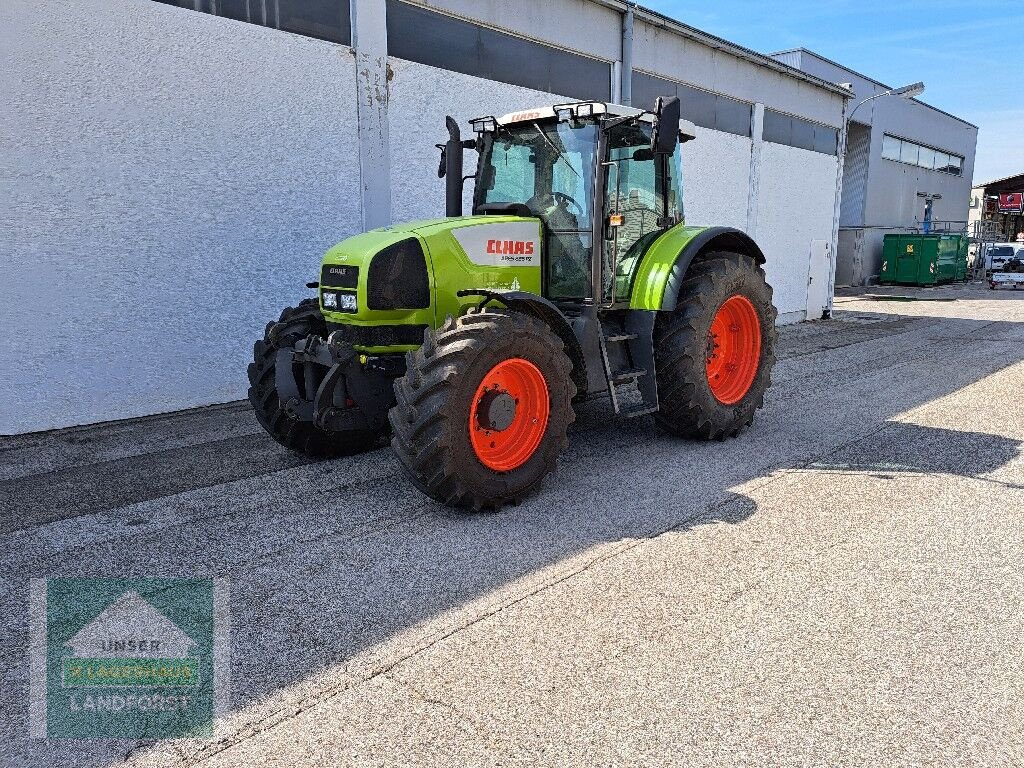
[601,113,639,133]
[436,144,447,178]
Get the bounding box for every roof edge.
[769,47,979,129]
[588,1,851,98]
[977,172,1024,188]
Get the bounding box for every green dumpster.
[936,234,966,283]
[880,233,969,286]
[953,236,969,281]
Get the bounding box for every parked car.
[1006,249,1024,273]
[983,243,1019,274]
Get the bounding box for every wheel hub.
[476,389,517,431]
[705,294,762,405]
[469,357,550,472]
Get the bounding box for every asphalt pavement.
[1,283,1022,767]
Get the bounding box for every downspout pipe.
[621,2,633,106]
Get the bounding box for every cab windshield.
[475,119,597,229]
[476,119,598,298]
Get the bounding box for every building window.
[880,133,963,176]
[386,0,611,100]
[881,134,901,160]
[152,0,351,45]
[762,109,838,156]
[632,72,752,138]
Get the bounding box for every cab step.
[598,312,659,417]
[604,332,637,344]
[619,404,659,419]
[609,367,646,385]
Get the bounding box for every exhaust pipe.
[444,116,464,217]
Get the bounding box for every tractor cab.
[451,102,694,306]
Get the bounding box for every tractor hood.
[321,215,542,270]
[318,216,545,344]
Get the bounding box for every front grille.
[328,323,429,348]
[320,263,359,288]
[367,238,430,310]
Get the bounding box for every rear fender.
[629,226,766,311]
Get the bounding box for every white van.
[984,243,1020,274]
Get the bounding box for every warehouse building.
[771,49,978,287]
[2,0,851,434]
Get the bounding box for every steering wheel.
[553,191,584,217]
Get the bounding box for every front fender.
[629,225,766,311]
[456,289,588,394]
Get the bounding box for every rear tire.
[389,308,575,510]
[247,299,381,457]
[654,252,777,440]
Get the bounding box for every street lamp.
[848,81,925,123]
[825,81,926,315]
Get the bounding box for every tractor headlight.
[322,290,357,313]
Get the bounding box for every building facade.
[772,49,978,287]
[968,173,1024,243]
[2,0,850,434]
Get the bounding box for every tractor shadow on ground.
[4,300,1024,767]
[800,421,1024,488]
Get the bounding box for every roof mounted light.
[577,103,595,118]
[555,106,574,123]
[469,116,497,133]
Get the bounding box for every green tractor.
[249,97,777,509]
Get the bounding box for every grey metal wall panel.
[769,49,802,69]
[386,0,610,100]
[764,108,838,156]
[632,71,752,138]
[840,122,871,227]
[152,0,351,43]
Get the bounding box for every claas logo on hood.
[486,239,535,255]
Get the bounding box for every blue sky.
[646,0,1023,184]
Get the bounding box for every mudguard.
[457,288,589,393]
[629,226,766,311]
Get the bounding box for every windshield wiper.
[532,122,580,180]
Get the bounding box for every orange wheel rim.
[706,295,762,405]
[469,358,550,472]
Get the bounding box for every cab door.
[542,142,596,301]
[603,122,682,303]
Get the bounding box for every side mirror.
[650,96,680,155]
[436,144,447,178]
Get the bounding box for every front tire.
[389,308,575,510]
[654,252,777,439]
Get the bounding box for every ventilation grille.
[367,238,430,310]
[328,323,429,348]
